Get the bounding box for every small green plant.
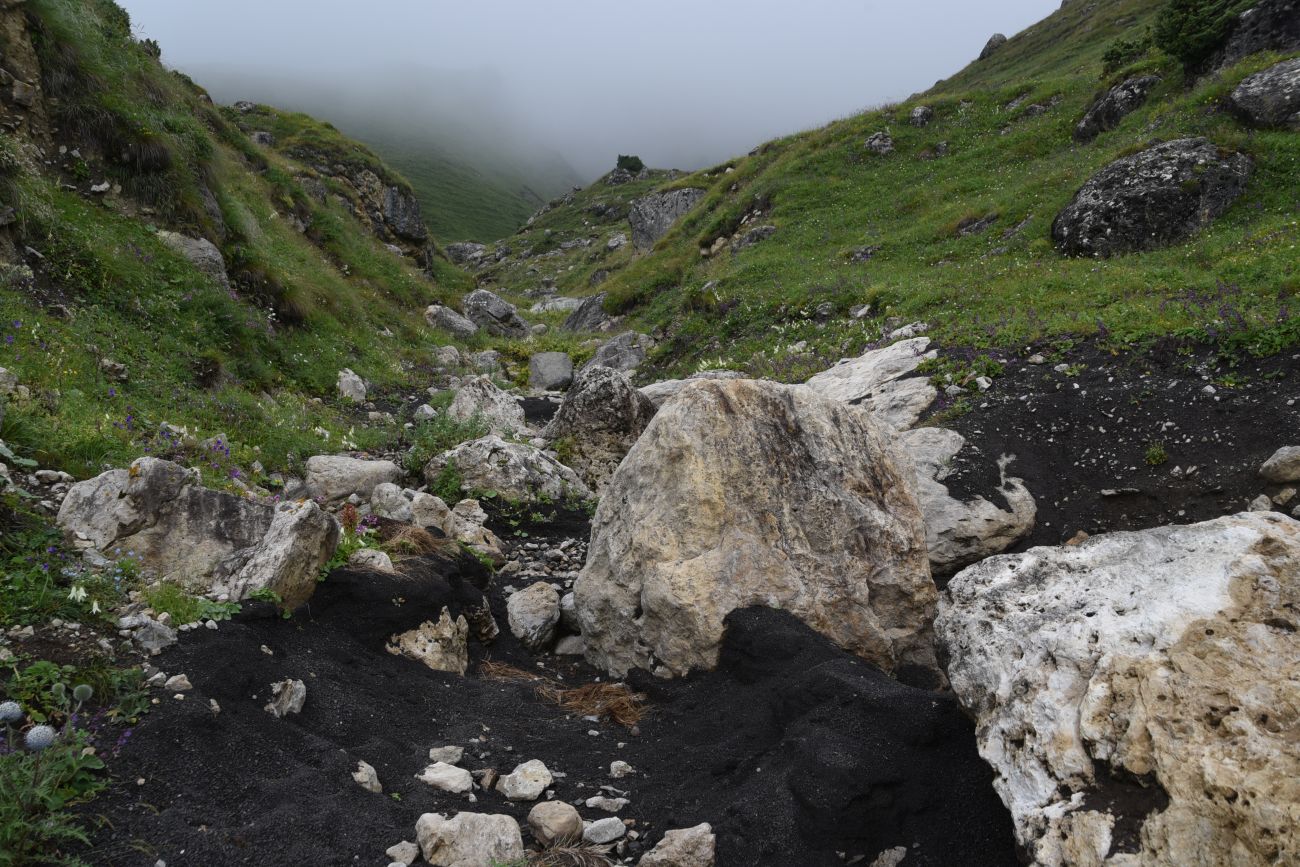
[428,459,466,504]
[917,354,1005,388]
[615,154,645,174]
[1102,32,1153,74]
[404,412,489,477]
[1145,442,1169,466]
[142,583,240,625]
[1153,0,1252,72]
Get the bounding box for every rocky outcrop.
[1052,138,1252,257]
[804,337,938,430]
[1214,0,1300,69]
[58,458,337,604]
[639,370,746,408]
[382,186,427,242]
[387,608,470,675]
[574,379,937,681]
[447,376,528,436]
[561,292,621,333]
[424,304,478,338]
[629,188,706,251]
[542,366,657,493]
[900,427,1036,576]
[865,131,894,155]
[979,33,1008,60]
[157,232,229,289]
[424,436,591,504]
[528,351,573,391]
[304,455,402,503]
[1073,75,1161,143]
[463,289,529,338]
[1229,58,1300,129]
[580,331,655,375]
[937,512,1300,867]
[445,242,487,266]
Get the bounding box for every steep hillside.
[0,0,481,480]
[470,0,1299,380]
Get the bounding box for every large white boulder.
[210,499,339,608]
[424,436,591,504]
[415,812,524,867]
[805,337,938,430]
[574,379,937,680]
[447,376,528,436]
[937,512,1300,867]
[899,427,1035,576]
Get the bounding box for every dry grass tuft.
[381,526,453,556]
[529,836,615,866]
[478,661,648,727]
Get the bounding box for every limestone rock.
[415,812,524,867]
[386,841,419,866]
[1229,58,1300,129]
[445,242,486,266]
[527,801,582,846]
[1260,446,1300,482]
[347,548,394,573]
[865,131,894,155]
[463,288,529,338]
[370,482,413,522]
[542,366,657,493]
[575,379,937,680]
[629,188,705,251]
[640,823,717,867]
[353,760,382,794]
[1073,75,1161,143]
[584,817,625,844]
[447,376,528,436]
[210,499,339,608]
[425,305,478,338]
[425,436,591,504]
[910,105,934,127]
[415,762,473,794]
[561,292,621,333]
[411,492,452,530]
[899,427,1036,576]
[264,679,306,718]
[936,512,1300,867]
[506,582,561,653]
[580,331,655,375]
[529,351,574,391]
[304,455,402,503]
[337,369,366,403]
[639,370,746,408]
[804,337,938,430]
[157,231,229,289]
[497,759,553,801]
[387,608,469,675]
[1052,138,1252,257]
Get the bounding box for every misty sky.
[119,0,1058,179]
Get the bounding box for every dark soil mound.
[80,554,1015,866]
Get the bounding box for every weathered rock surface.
[415,812,524,867]
[1260,445,1300,482]
[980,33,1007,60]
[58,458,336,605]
[424,305,478,338]
[900,427,1036,576]
[1073,75,1161,143]
[1229,58,1300,129]
[640,823,717,867]
[529,351,574,391]
[386,608,469,675]
[1052,138,1252,257]
[1214,0,1300,69]
[506,582,560,653]
[425,436,591,504]
[445,242,486,266]
[542,366,657,492]
[264,678,306,718]
[865,131,895,155]
[370,482,414,522]
[157,231,229,289]
[937,512,1300,867]
[305,455,402,503]
[527,801,582,846]
[352,760,382,794]
[638,370,746,408]
[415,762,473,794]
[447,376,528,436]
[580,331,655,375]
[561,292,621,333]
[805,337,938,430]
[629,188,706,251]
[575,379,937,680]
[336,368,366,403]
[463,288,529,338]
[496,759,553,801]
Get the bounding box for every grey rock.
[264,679,306,718]
[416,812,524,867]
[1260,446,1300,482]
[353,760,382,794]
[496,759,553,801]
[1074,75,1161,143]
[506,582,561,653]
[425,436,591,504]
[387,608,470,675]
[805,337,937,430]
[865,131,894,155]
[580,331,654,375]
[337,368,366,403]
[1214,0,1300,69]
[979,33,1007,60]
[250,130,274,146]
[529,352,574,391]
[638,370,747,409]
[910,105,934,127]
[445,242,487,266]
[448,376,528,436]
[463,289,529,338]
[529,296,584,314]
[543,365,657,493]
[381,186,427,243]
[1052,138,1252,257]
[305,455,402,503]
[1229,58,1300,129]
[157,232,229,290]
[561,292,620,333]
[583,817,626,844]
[639,823,717,867]
[424,305,479,338]
[629,188,706,251]
[731,224,777,251]
[415,762,473,794]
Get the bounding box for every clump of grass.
[530,837,616,867]
[1145,442,1169,466]
[381,526,452,556]
[479,661,648,727]
[142,583,240,626]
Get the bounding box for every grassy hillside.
[479,0,1298,380]
[0,0,479,482]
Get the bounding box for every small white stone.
[583,816,626,844]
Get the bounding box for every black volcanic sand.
[931,342,1300,565]
[80,547,1017,867]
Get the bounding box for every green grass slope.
[0,0,477,482]
[494,0,1298,380]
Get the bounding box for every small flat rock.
[583,816,626,844]
[427,746,464,765]
[352,760,382,794]
[163,674,192,692]
[415,762,473,794]
[610,760,634,778]
[385,840,419,866]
